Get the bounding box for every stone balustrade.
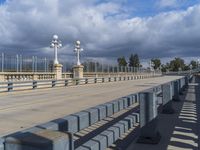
[0,72,161,82]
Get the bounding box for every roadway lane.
[0,75,182,136]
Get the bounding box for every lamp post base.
[54,64,63,80]
[73,65,84,79]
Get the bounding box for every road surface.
[0,75,182,136]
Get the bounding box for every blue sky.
[0,0,5,4]
[127,0,200,17]
[96,0,200,17]
[0,0,200,64]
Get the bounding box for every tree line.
[117,54,141,68]
[160,58,198,72]
[117,54,199,72]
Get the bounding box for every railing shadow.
[167,76,199,150]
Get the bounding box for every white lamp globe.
[76,40,81,45]
[53,35,58,40]
[51,43,55,47]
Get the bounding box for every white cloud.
[0,0,199,63]
[157,0,178,8]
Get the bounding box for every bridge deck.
[0,76,182,136]
[126,76,200,150]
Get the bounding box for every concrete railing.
[0,72,160,81]
[82,72,157,78]
[0,74,161,92]
[163,69,199,76]
[0,75,192,150]
[0,72,56,81]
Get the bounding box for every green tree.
[161,63,170,72]
[169,57,185,71]
[117,56,127,66]
[190,60,197,69]
[151,58,161,70]
[183,65,190,71]
[129,54,140,67]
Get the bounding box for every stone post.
[54,64,63,80]
[0,74,4,81]
[73,65,84,79]
[33,73,38,80]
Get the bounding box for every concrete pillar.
[0,138,4,150]
[162,83,174,114]
[137,92,161,144]
[54,64,63,80]
[73,65,84,79]
[5,130,73,150]
[172,80,181,102]
[184,76,189,90]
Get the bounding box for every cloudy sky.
[0,0,200,64]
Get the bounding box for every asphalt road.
[0,75,182,136]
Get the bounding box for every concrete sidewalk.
[126,77,200,150]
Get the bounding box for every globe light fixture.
[74,40,83,66]
[50,34,62,65]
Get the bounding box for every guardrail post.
[65,80,68,86]
[137,92,161,144]
[76,79,79,85]
[114,77,117,82]
[8,82,13,92]
[94,78,97,83]
[33,81,37,89]
[85,78,88,84]
[108,77,111,82]
[172,80,181,102]
[102,78,105,83]
[162,83,174,114]
[52,80,56,88]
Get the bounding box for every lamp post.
[197,59,200,70]
[178,67,182,75]
[74,40,83,66]
[149,61,154,72]
[73,40,84,79]
[50,35,63,80]
[189,64,192,74]
[50,35,62,65]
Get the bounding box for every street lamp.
[50,35,62,65]
[197,59,200,69]
[149,61,154,72]
[189,64,192,74]
[74,40,83,66]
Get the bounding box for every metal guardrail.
[0,74,161,92]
